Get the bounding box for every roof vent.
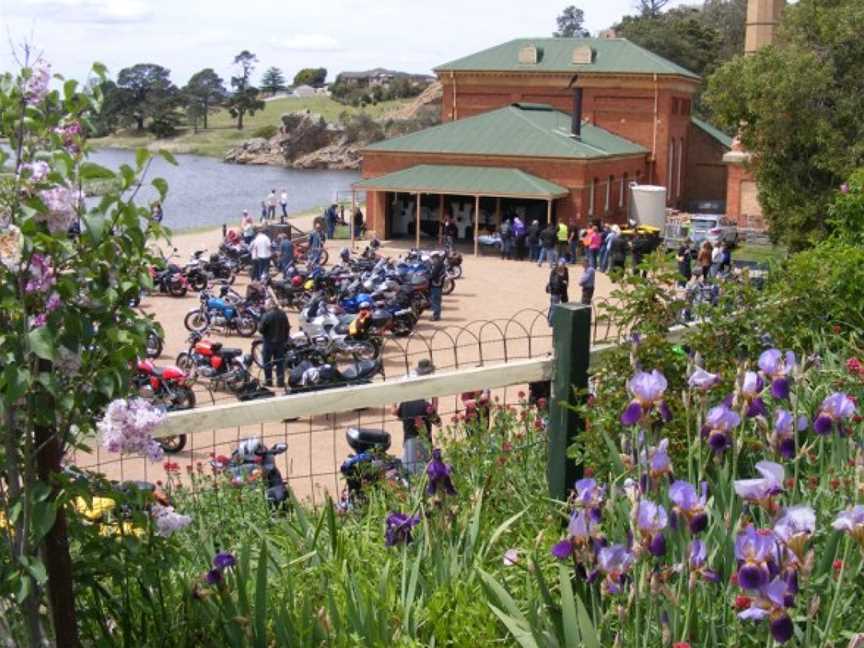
[518,45,539,64]
[572,46,594,65]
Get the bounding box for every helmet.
[291,275,303,287]
[237,438,264,463]
[340,247,350,259]
[359,300,372,310]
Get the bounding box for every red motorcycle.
[133,359,196,453]
[175,332,271,400]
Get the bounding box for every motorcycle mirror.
[271,443,287,454]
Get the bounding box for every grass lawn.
[734,241,787,265]
[91,95,412,158]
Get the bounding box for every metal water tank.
[629,184,667,229]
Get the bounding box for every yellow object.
[73,496,117,522]
[620,225,660,236]
[304,279,315,290]
[557,222,569,242]
[0,511,7,529]
[99,522,145,539]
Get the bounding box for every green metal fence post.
[547,303,591,501]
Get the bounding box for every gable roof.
[435,37,699,80]
[691,116,734,149]
[364,103,648,160]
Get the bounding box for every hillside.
[91,95,414,158]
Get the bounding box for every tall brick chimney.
[745,0,785,54]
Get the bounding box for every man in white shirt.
[266,189,277,221]
[279,189,288,222]
[250,229,272,280]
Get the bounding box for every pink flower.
[151,503,192,537]
[25,253,56,294]
[503,549,519,566]
[23,161,50,183]
[98,398,166,462]
[45,292,61,312]
[54,121,83,155]
[29,312,47,328]
[37,186,78,234]
[24,62,51,105]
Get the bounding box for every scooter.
[339,427,404,508]
[212,439,289,507]
[132,359,195,453]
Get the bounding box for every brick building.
[355,37,733,246]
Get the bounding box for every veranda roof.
[352,164,569,199]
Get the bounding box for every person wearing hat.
[392,359,439,474]
[578,256,595,305]
[258,299,290,389]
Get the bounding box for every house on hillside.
[336,68,435,88]
[353,37,734,245]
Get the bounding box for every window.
[620,173,627,207]
[588,178,596,216]
[676,138,684,199]
[605,175,612,212]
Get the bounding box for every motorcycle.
[250,332,334,373]
[339,427,404,508]
[212,439,289,506]
[149,262,189,297]
[145,328,163,359]
[184,287,259,337]
[293,238,329,266]
[132,359,195,453]
[176,332,272,400]
[287,358,383,393]
[192,249,238,285]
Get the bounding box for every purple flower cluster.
[98,397,166,462]
[22,160,50,183]
[758,349,796,401]
[636,499,668,557]
[734,461,784,512]
[206,551,237,585]
[151,504,192,538]
[621,370,670,426]
[426,448,456,497]
[385,512,420,546]
[688,367,719,392]
[54,120,83,155]
[25,253,55,294]
[669,481,709,534]
[24,62,51,105]
[701,403,740,453]
[770,410,806,459]
[832,506,864,548]
[37,185,79,234]
[813,393,856,435]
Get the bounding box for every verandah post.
[547,303,591,500]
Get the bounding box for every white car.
[690,215,738,246]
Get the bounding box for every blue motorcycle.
[184,287,260,337]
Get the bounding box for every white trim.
[676,138,683,199]
[605,175,612,212]
[588,178,595,216]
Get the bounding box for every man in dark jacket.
[278,234,294,277]
[538,223,558,268]
[546,262,569,325]
[609,235,629,275]
[526,220,540,262]
[258,299,290,388]
[428,252,446,321]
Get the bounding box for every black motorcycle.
[150,259,189,297]
[213,439,289,507]
[339,427,404,508]
[287,358,383,393]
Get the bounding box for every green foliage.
[182,68,227,131]
[228,51,266,130]
[251,124,278,139]
[827,168,864,245]
[293,67,327,88]
[259,66,286,95]
[114,63,181,132]
[704,0,864,249]
[554,5,589,38]
[340,111,385,144]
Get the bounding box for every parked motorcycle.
[132,359,195,453]
[145,329,163,359]
[184,287,259,337]
[176,332,272,400]
[212,439,289,506]
[339,427,404,508]
[149,261,189,297]
[191,249,238,285]
[287,358,382,393]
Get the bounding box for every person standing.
[279,189,289,222]
[392,359,438,474]
[556,219,569,262]
[697,241,713,280]
[499,218,513,260]
[609,232,629,276]
[513,216,527,261]
[250,228,272,280]
[676,238,693,287]
[579,258,595,305]
[526,220,540,262]
[442,215,458,250]
[241,210,255,244]
[538,223,558,268]
[267,189,277,220]
[308,222,325,266]
[325,203,338,239]
[546,261,569,325]
[588,225,603,268]
[599,225,618,272]
[720,240,732,274]
[428,251,446,321]
[353,207,365,241]
[278,233,295,277]
[258,299,290,388]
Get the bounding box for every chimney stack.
[572,86,583,138]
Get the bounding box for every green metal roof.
[365,103,648,160]
[435,38,700,80]
[352,165,569,199]
[691,116,734,149]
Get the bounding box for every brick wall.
[684,124,729,205]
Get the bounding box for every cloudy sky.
[0,0,694,85]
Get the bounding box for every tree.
[554,6,589,37]
[182,68,226,130]
[260,66,286,95]
[293,67,327,87]
[115,63,179,131]
[704,0,864,249]
[638,0,670,18]
[700,0,747,64]
[226,50,265,130]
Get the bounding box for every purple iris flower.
[620,370,668,426]
[597,544,634,594]
[737,577,795,643]
[689,539,719,583]
[758,349,796,401]
[205,568,223,585]
[551,509,598,559]
[573,478,606,520]
[426,448,456,496]
[734,461,784,510]
[770,409,807,459]
[213,552,236,570]
[688,367,719,391]
[813,392,857,435]
[774,506,815,563]
[735,526,779,590]
[636,499,668,556]
[832,505,864,547]
[385,512,420,546]
[669,480,709,534]
[740,371,766,417]
[642,438,672,482]
[702,404,741,453]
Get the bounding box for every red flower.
[784,478,795,489]
[673,643,691,648]
[584,467,594,477]
[833,324,842,334]
[163,460,180,473]
[846,358,863,375]
[517,390,526,399]
[854,415,863,424]
[734,595,751,611]
[830,478,840,490]
[450,415,459,424]
[833,559,843,572]
[729,573,738,586]
[536,397,547,410]
[502,441,513,453]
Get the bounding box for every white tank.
[629,184,667,230]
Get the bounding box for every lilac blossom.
[25,253,56,294]
[739,371,766,417]
[688,539,719,584]
[45,291,61,312]
[385,512,420,546]
[688,367,719,391]
[636,499,668,557]
[24,62,51,105]
[426,448,456,496]
[551,509,599,559]
[734,526,780,590]
[669,480,709,534]
[832,506,864,547]
[29,313,47,329]
[0,225,23,271]
[702,404,741,453]
[758,349,796,400]
[151,504,192,537]
[774,505,815,563]
[620,370,669,426]
[734,461,784,510]
[813,392,856,435]
[55,120,83,155]
[597,544,634,595]
[37,185,78,234]
[737,577,795,643]
[23,160,50,182]
[98,397,166,462]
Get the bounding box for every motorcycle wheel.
[169,280,188,298]
[347,339,379,361]
[318,249,330,266]
[171,386,196,411]
[447,264,463,280]
[393,315,416,337]
[189,274,208,291]
[175,353,196,374]
[159,435,187,454]
[237,316,257,338]
[184,309,209,332]
[442,277,456,295]
[145,331,163,358]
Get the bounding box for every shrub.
[251,124,278,139]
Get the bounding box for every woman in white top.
[241,210,255,244]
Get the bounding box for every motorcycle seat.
[346,427,391,452]
[220,348,243,360]
[340,359,379,381]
